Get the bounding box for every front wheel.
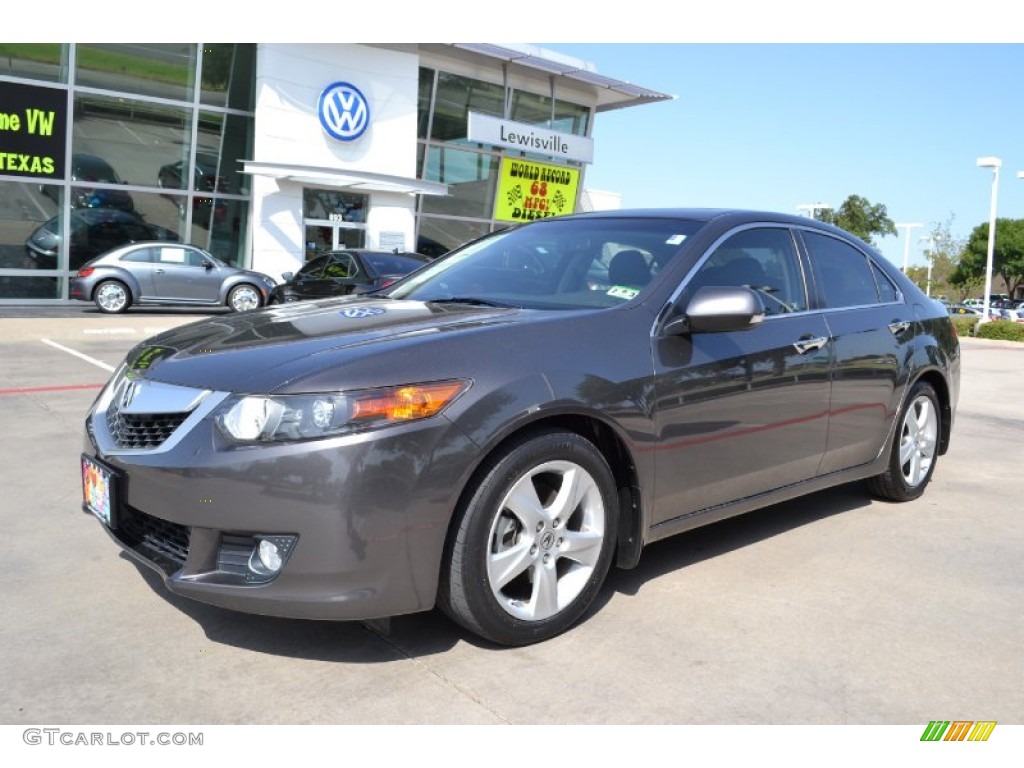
[227,284,262,312]
[866,380,941,501]
[439,429,618,646]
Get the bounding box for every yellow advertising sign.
[494,158,580,224]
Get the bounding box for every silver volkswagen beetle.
[70,242,278,313]
[81,209,960,646]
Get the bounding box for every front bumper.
[82,389,478,621]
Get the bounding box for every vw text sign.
[318,82,370,142]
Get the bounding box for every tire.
[94,280,131,314]
[227,284,262,312]
[439,429,618,646]
[866,381,941,502]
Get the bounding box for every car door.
[651,226,832,524]
[799,229,912,475]
[151,246,220,302]
[320,252,364,296]
[117,246,158,298]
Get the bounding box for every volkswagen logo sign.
[340,306,386,319]
[318,82,370,141]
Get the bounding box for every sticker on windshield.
[340,306,386,319]
[607,286,640,300]
[665,234,688,245]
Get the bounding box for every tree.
[951,218,1024,299]
[818,194,898,247]
[918,216,968,300]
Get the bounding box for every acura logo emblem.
[120,380,140,409]
[318,82,370,141]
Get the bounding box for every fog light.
[246,534,297,581]
[257,539,283,572]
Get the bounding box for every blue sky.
[539,43,1024,268]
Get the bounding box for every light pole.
[920,235,936,298]
[977,156,1001,324]
[895,222,923,273]
[796,203,832,220]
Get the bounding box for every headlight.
[216,380,469,443]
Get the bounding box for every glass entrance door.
[303,188,368,261]
[303,223,367,260]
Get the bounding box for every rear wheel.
[227,284,262,312]
[866,381,940,501]
[439,429,618,646]
[94,280,131,314]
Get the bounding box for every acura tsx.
[81,209,960,646]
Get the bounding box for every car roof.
[327,249,430,259]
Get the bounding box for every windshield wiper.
[425,297,517,308]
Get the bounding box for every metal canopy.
[449,43,675,113]
[241,161,449,196]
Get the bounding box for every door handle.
[888,321,911,336]
[792,336,828,354]
[155,269,165,274]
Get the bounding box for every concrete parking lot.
[1,308,1021,728]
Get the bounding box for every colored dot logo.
[318,82,370,141]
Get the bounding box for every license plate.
[82,454,117,528]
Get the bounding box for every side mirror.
[663,285,765,336]
[204,261,214,270]
[281,271,294,282]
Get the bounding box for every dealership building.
[0,43,670,304]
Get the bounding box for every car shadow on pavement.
[124,555,464,661]
[589,481,874,613]
[124,482,873,660]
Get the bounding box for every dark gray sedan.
[70,242,278,313]
[81,209,960,646]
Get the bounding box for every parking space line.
[41,338,117,372]
[0,383,103,396]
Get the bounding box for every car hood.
[124,297,524,392]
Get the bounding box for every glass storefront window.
[552,100,590,137]
[199,44,256,111]
[417,67,435,140]
[0,44,68,83]
[75,44,197,102]
[420,146,498,219]
[509,90,552,127]
[1,179,60,270]
[72,94,192,195]
[197,111,253,195]
[190,197,249,267]
[430,72,504,144]
[24,192,183,271]
[416,216,489,257]
[304,189,368,222]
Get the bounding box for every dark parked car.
[70,242,277,313]
[157,152,224,192]
[41,153,135,212]
[26,208,180,270]
[268,249,431,303]
[81,209,960,646]
[157,153,228,225]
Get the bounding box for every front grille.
[117,505,190,574]
[106,407,189,449]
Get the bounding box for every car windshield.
[387,217,705,310]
